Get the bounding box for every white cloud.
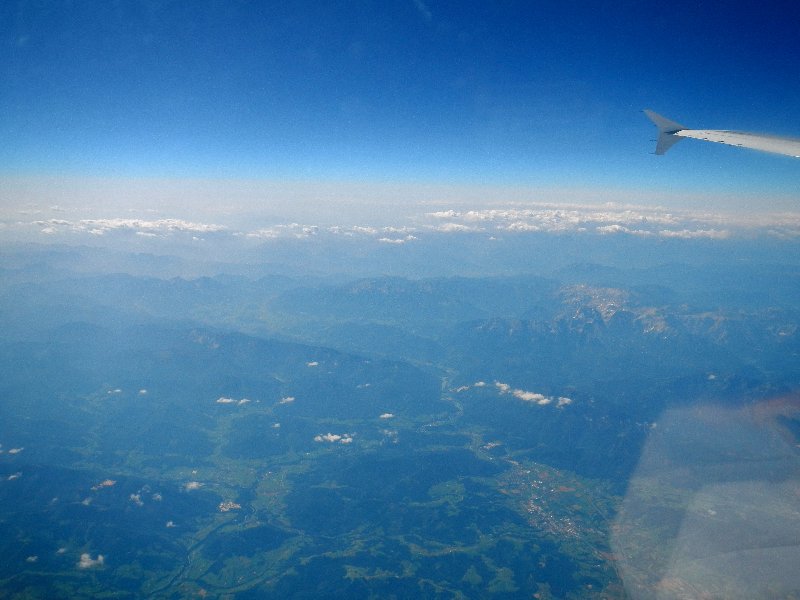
[512,389,551,404]
[244,228,281,239]
[306,361,319,367]
[16,200,800,245]
[129,493,144,507]
[349,225,378,235]
[77,553,104,569]
[505,221,541,232]
[7,472,22,481]
[423,203,800,239]
[7,447,24,454]
[379,413,395,419]
[657,228,730,239]
[184,481,203,491]
[494,381,571,407]
[166,520,177,528]
[31,217,226,238]
[245,223,318,239]
[596,224,652,236]
[91,479,116,490]
[279,396,295,404]
[434,222,481,233]
[381,429,399,443]
[428,210,459,218]
[26,555,38,563]
[216,396,251,405]
[314,432,354,444]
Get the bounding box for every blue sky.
[2,0,799,212]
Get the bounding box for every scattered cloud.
[279,396,295,404]
[493,381,572,408]
[129,493,144,507]
[216,396,250,405]
[26,555,38,563]
[657,228,730,239]
[7,472,22,481]
[245,223,319,239]
[91,479,116,491]
[77,553,104,569]
[7,447,24,454]
[306,361,319,367]
[432,222,480,233]
[14,201,800,245]
[379,413,395,419]
[218,500,241,512]
[423,204,800,239]
[30,218,226,238]
[314,432,354,444]
[381,429,399,444]
[166,520,177,528]
[511,389,552,405]
[596,224,652,236]
[378,235,417,244]
[184,481,203,491]
[138,389,148,395]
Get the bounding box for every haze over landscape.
[1,1,799,598]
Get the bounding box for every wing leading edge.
[644,110,800,158]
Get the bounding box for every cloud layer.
[424,204,800,238]
[11,202,800,243]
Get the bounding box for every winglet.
[644,109,686,155]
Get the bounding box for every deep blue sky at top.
[2,0,799,204]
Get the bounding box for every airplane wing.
[644,110,800,158]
